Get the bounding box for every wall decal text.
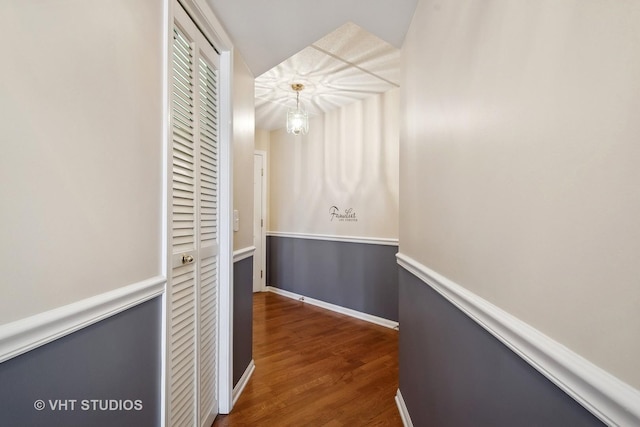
[329,206,358,222]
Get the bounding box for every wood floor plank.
[212,292,401,427]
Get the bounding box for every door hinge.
[261,219,263,227]
[261,168,264,176]
[260,270,263,278]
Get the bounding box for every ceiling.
[206,0,418,130]
[254,22,401,130]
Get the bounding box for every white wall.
[269,89,399,239]
[255,128,270,152]
[232,52,255,250]
[401,0,640,389]
[0,0,163,324]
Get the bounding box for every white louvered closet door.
[196,40,220,427]
[169,4,220,427]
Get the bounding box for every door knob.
[182,254,194,264]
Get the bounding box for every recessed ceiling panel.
[255,22,400,130]
[206,0,418,76]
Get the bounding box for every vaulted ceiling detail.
[205,0,417,130]
[254,22,400,130]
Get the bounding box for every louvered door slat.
[173,128,195,144]
[197,53,219,427]
[197,69,219,245]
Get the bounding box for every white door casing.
[253,152,267,292]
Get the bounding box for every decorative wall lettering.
[329,206,358,222]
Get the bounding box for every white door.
[253,152,266,292]
[168,4,220,426]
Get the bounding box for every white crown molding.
[233,246,256,262]
[232,359,255,407]
[266,286,399,330]
[395,389,414,427]
[267,231,398,246]
[0,276,166,363]
[396,252,640,427]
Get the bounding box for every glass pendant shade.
[286,107,308,135]
[286,84,309,135]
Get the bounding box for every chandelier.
[286,83,309,135]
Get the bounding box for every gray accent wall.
[0,297,161,427]
[233,256,253,387]
[398,268,605,426]
[267,236,398,321]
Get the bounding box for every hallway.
[213,292,401,426]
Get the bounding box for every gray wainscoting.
[0,297,161,427]
[233,256,253,387]
[267,236,398,321]
[398,267,604,426]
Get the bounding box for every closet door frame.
[163,0,234,424]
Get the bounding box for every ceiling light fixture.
[286,83,309,135]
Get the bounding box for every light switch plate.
[233,209,240,232]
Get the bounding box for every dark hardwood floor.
[212,291,402,427]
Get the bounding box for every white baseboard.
[266,286,399,330]
[396,252,640,427]
[395,389,414,427]
[232,359,255,407]
[0,276,166,363]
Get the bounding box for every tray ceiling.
[255,22,400,130]
[205,0,417,131]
